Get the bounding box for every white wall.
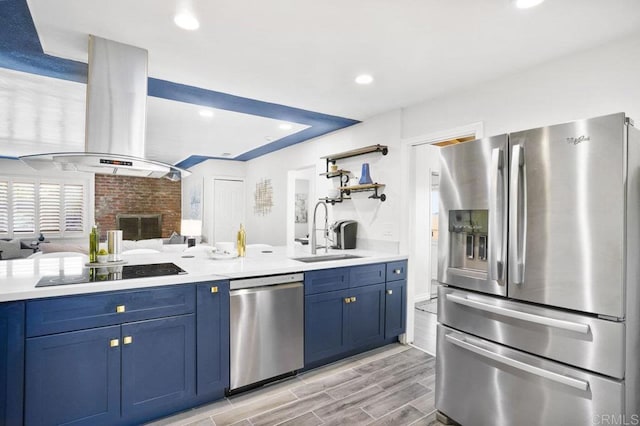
[244,109,402,248]
[242,31,640,251]
[402,32,640,140]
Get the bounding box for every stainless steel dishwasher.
[229,273,304,393]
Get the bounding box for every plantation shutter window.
[12,182,36,234]
[0,181,8,235]
[63,184,84,232]
[39,183,62,233]
[0,177,88,237]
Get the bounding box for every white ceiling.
[5,0,640,165]
[0,68,309,164]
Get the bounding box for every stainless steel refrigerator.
[436,112,639,425]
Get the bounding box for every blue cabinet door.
[305,289,350,364]
[346,283,385,349]
[121,314,196,421]
[385,279,407,338]
[25,325,121,426]
[196,281,230,397]
[0,302,24,426]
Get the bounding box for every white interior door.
[213,179,245,244]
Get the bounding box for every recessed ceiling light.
[174,12,200,30]
[265,136,274,141]
[355,74,374,85]
[279,123,293,130]
[221,152,231,157]
[513,0,544,9]
[199,109,214,118]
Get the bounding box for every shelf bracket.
[368,186,386,202]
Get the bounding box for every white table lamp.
[181,220,202,248]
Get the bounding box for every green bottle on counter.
[89,224,99,263]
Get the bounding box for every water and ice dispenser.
[448,210,488,272]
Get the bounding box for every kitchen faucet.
[311,201,329,254]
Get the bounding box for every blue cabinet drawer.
[27,285,196,337]
[386,261,407,282]
[349,263,385,288]
[304,268,350,295]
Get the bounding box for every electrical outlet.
[382,223,393,237]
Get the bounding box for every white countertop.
[0,246,407,302]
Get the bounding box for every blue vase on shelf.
[359,163,373,185]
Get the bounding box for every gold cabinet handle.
[344,297,351,304]
[123,336,133,345]
[393,269,402,274]
[350,296,356,303]
[387,289,393,295]
[211,286,219,293]
[110,339,119,347]
[116,305,126,313]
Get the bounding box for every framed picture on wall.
[182,177,203,220]
[295,193,308,223]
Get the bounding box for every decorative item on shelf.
[181,219,202,248]
[38,233,45,242]
[97,249,109,264]
[359,163,373,185]
[327,188,340,199]
[237,224,246,257]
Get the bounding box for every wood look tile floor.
[147,344,446,426]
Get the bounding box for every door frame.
[286,165,317,248]
[400,122,483,345]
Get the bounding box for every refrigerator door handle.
[509,144,526,284]
[445,334,590,391]
[488,148,505,282]
[445,293,591,334]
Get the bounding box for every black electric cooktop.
[36,263,187,287]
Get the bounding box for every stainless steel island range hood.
[20,36,189,180]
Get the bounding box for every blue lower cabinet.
[0,302,24,426]
[385,279,407,338]
[304,263,408,367]
[347,283,385,348]
[196,281,230,398]
[122,314,196,421]
[305,289,350,364]
[25,325,121,426]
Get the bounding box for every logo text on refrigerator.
[566,135,590,145]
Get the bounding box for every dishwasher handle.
[230,281,302,296]
[230,273,304,290]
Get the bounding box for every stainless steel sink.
[292,254,363,263]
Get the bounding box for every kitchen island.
[0,246,407,426]
[0,246,405,302]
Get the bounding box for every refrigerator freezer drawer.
[438,286,624,379]
[436,325,624,426]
